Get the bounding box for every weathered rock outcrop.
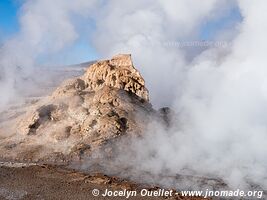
[0,54,160,163]
[83,54,149,102]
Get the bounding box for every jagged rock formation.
[83,54,149,101]
[0,54,163,163]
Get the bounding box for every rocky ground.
[0,163,210,200]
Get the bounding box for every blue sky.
[0,0,242,64]
[0,0,20,40]
[200,6,242,40]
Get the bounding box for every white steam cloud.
[92,0,233,107]
[1,0,267,192]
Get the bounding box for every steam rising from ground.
[1,0,267,191]
[89,0,267,190]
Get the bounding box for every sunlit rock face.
[83,54,149,102]
[0,54,164,163]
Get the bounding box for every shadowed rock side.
[0,54,166,163]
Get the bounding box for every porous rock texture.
[0,54,164,163]
[83,54,149,101]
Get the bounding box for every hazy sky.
[0,0,98,64]
[0,0,241,65]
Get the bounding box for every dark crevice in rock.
[89,120,97,128]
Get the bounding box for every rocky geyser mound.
[0,54,167,163]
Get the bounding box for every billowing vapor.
[92,0,233,107]
[88,0,267,190]
[1,0,267,192]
